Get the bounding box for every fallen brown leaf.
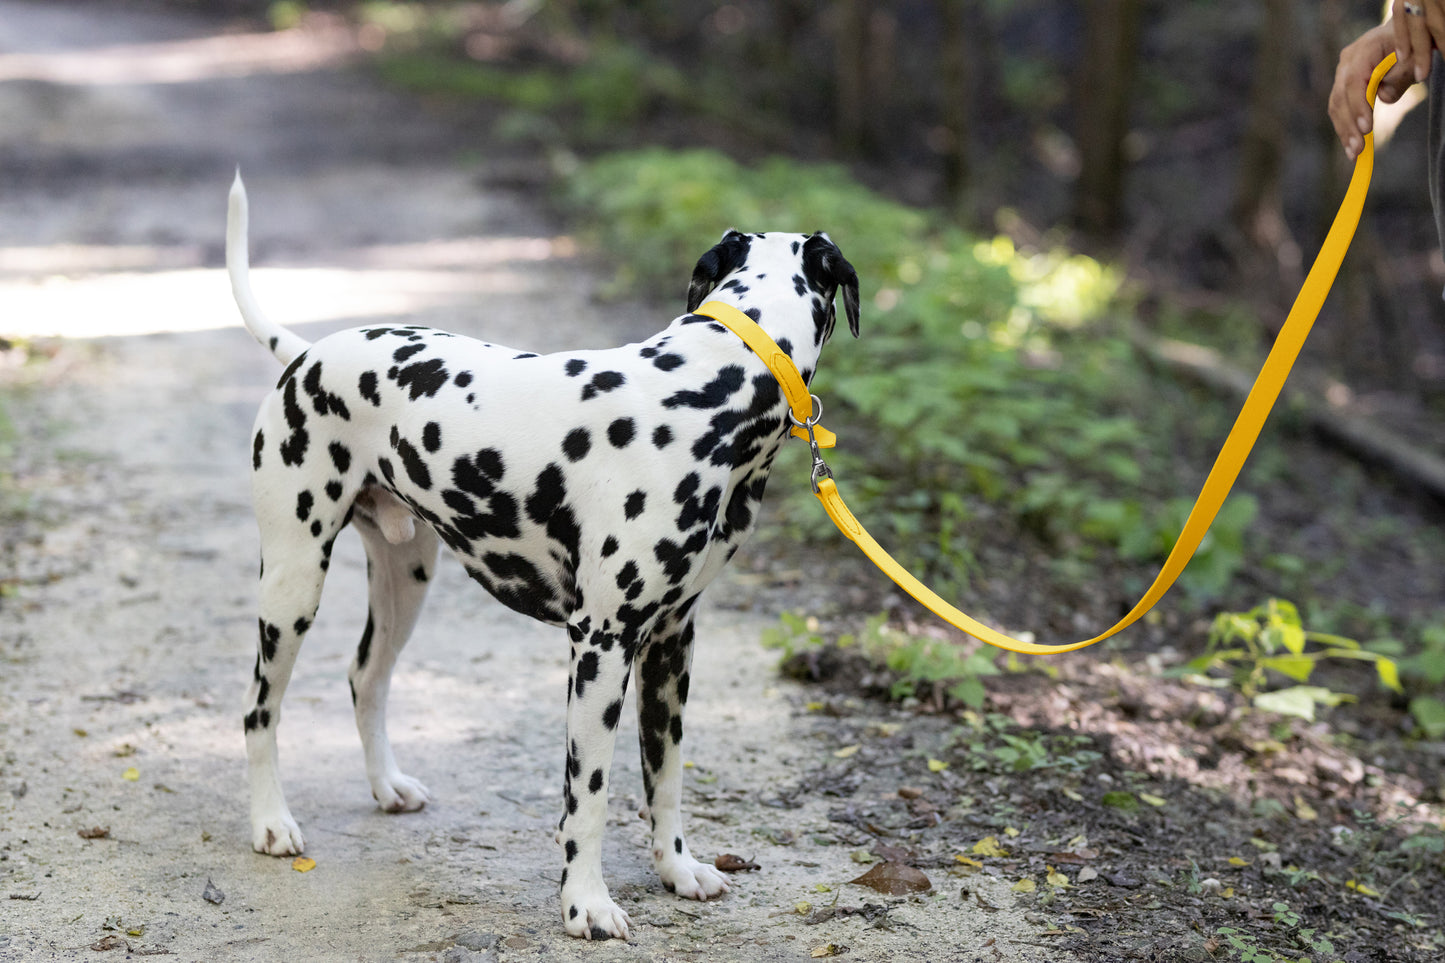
[714,853,760,872]
[848,861,932,895]
[77,827,111,840]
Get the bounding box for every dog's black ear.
[804,233,861,338]
[687,230,751,312]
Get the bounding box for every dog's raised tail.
[227,171,308,366]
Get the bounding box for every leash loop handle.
[696,51,1395,656]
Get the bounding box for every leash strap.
[698,54,1394,655]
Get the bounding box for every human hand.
[1393,0,1445,83]
[1330,22,1415,160]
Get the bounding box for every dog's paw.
[252,814,305,856]
[657,854,731,901]
[561,889,631,941]
[372,771,431,813]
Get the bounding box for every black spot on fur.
[293,616,311,635]
[392,358,450,400]
[279,378,309,466]
[252,430,264,470]
[602,699,623,730]
[562,428,591,462]
[525,464,567,525]
[357,611,375,668]
[296,490,313,522]
[394,436,432,490]
[258,619,281,662]
[653,353,684,372]
[565,840,578,862]
[624,490,646,520]
[325,480,343,501]
[565,358,588,377]
[653,425,674,448]
[277,351,307,390]
[616,561,640,590]
[358,371,382,406]
[601,536,619,557]
[412,565,429,582]
[574,650,599,697]
[392,342,426,363]
[328,441,352,475]
[663,365,745,410]
[422,422,442,453]
[606,418,635,448]
[581,370,625,401]
[589,769,604,793]
[302,361,350,420]
[454,371,473,388]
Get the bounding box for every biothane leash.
[695,53,1398,656]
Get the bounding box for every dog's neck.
[698,285,833,382]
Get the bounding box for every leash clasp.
[788,394,833,493]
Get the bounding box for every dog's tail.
[227,171,309,366]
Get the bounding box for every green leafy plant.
[956,713,1102,774]
[1179,599,1401,721]
[761,612,1001,709]
[1395,618,1445,738]
[1214,901,1341,963]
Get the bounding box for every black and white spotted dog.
[226,173,859,940]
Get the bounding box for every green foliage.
[380,40,685,141]
[956,713,1102,774]
[566,149,1243,597]
[1213,901,1342,963]
[1178,599,1402,722]
[761,612,1000,710]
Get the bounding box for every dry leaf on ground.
[847,860,931,895]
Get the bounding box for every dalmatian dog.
[225,173,859,940]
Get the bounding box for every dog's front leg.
[556,626,633,940]
[635,614,730,902]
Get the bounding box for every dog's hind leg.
[245,519,333,856]
[349,508,439,812]
[635,608,729,902]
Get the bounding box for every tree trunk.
[938,0,974,214]
[834,0,867,154]
[1231,0,1299,287]
[1074,0,1144,238]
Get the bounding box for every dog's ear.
[805,233,861,338]
[687,230,751,312]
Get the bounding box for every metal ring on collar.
[787,394,824,429]
[1404,1,1425,17]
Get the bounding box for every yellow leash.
[698,54,1395,655]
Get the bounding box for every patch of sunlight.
[0,236,576,340]
[0,265,534,340]
[0,26,358,86]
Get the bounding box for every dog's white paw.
[657,854,730,901]
[252,814,305,856]
[561,884,631,940]
[372,771,431,812]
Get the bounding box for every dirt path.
[0,4,1040,960]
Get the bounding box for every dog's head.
[686,230,860,344]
